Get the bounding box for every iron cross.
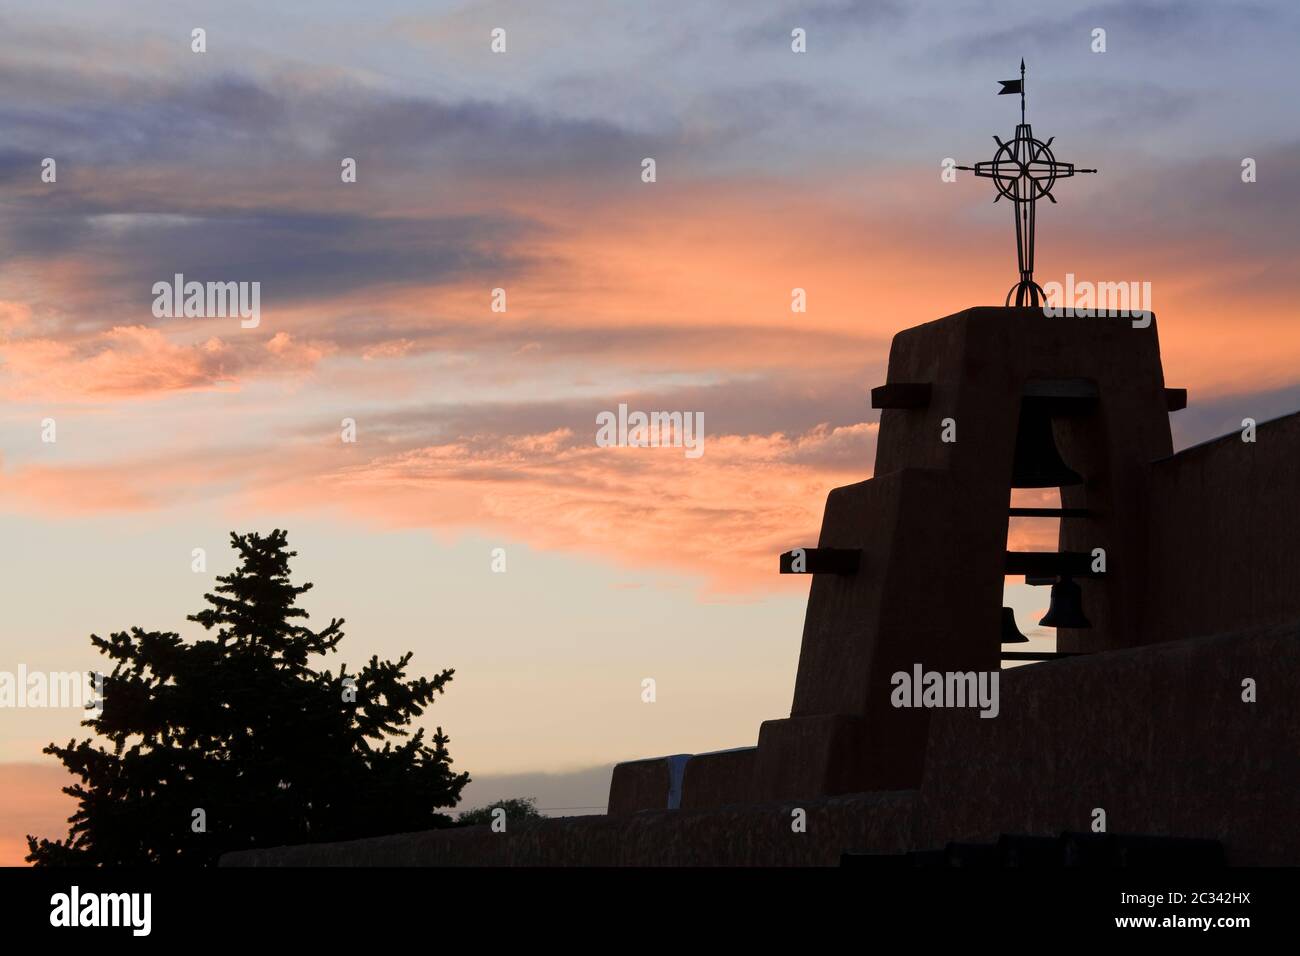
[957,60,1096,308]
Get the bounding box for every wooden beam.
[1164,387,1188,411]
[1022,378,1098,416]
[779,548,861,575]
[1004,550,1100,577]
[1022,378,1099,400]
[870,383,931,409]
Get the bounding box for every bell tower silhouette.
[760,306,1184,799]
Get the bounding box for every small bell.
[1039,575,1091,629]
[1000,606,1029,643]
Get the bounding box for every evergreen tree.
[456,796,546,826]
[27,530,468,865]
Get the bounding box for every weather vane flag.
[958,60,1097,308]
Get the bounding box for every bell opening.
[1002,488,1064,667]
[1010,399,1083,489]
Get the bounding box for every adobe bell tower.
[757,305,1183,800]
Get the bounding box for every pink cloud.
[362,338,417,360]
[0,325,333,401]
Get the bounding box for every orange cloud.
[1,173,1295,594]
[240,422,879,592]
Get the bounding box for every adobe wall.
[1144,410,1300,643]
[606,756,674,815]
[223,622,1297,866]
[222,790,917,867]
[916,622,1297,865]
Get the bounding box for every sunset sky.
[2,0,1299,864]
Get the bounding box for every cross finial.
[955,61,1097,308]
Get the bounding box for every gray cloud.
[456,764,613,818]
[1172,381,1300,452]
[737,0,910,49]
[944,0,1281,63]
[0,206,543,317]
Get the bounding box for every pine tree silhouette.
[26,530,468,865]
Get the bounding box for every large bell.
[1000,606,1029,643]
[1010,402,1083,488]
[1038,576,1091,629]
